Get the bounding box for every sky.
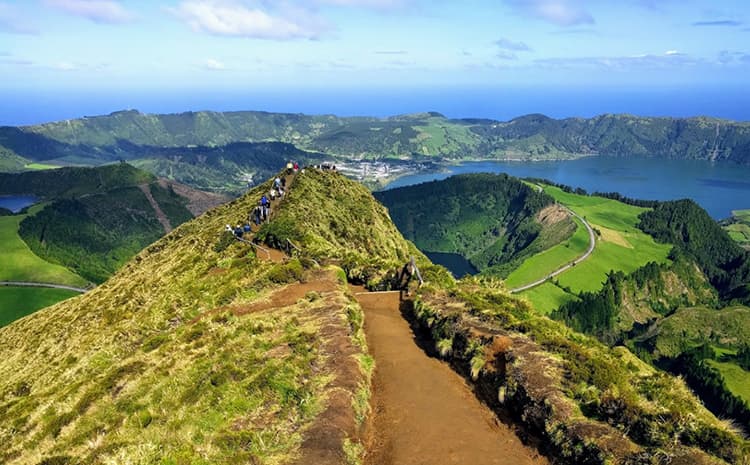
[1,0,749,123]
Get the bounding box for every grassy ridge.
[0,169,416,464]
[504,215,590,288]
[0,287,79,327]
[413,282,748,463]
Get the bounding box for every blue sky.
[0,1,749,122]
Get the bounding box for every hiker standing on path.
[293,162,299,173]
[260,195,270,221]
[286,162,293,175]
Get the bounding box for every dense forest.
[375,173,574,276]
[3,164,207,283]
[638,200,750,302]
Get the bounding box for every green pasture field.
[505,185,672,309]
[504,216,590,289]
[706,360,750,405]
[0,286,79,327]
[0,204,88,287]
[518,282,577,315]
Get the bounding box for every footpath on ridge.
[353,288,547,465]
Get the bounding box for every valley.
[0,164,227,326]
[1,168,748,465]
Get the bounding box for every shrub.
[267,259,304,284]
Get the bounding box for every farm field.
[0,286,79,327]
[706,360,750,405]
[518,282,577,315]
[0,204,88,287]
[510,185,672,311]
[504,216,590,289]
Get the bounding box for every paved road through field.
[0,281,88,293]
[509,207,596,293]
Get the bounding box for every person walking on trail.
[270,188,277,201]
[286,162,293,175]
[281,177,286,188]
[293,162,299,173]
[252,206,261,225]
[260,195,270,221]
[274,177,282,190]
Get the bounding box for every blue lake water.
[425,251,478,278]
[383,157,750,220]
[0,195,37,213]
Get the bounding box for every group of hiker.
[227,161,302,239]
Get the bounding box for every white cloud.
[44,0,134,24]
[534,52,701,70]
[172,1,330,40]
[54,61,78,71]
[664,50,680,55]
[204,58,226,70]
[504,0,594,26]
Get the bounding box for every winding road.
[0,281,89,293]
[509,207,596,294]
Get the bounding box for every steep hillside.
[552,259,718,343]
[1,164,227,284]
[375,174,574,277]
[634,306,750,361]
[1,168,747,464]
[0,169,422,465]
[639,199,750,302]
[411,279,749,464]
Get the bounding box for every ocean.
[2,85,749,126]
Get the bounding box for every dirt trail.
[139,184,172,233]
[355,289,547,465]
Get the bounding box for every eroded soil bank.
[355,289,547,465]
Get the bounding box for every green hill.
[0,169,747,464]
[639,200,750,302]
[374,173,575,277]
[722,209,750,250]
[0,169,418,465]
[0,164,228,326]
[3,112,750,196]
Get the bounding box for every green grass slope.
[374,173,574,277]
[636,306,750,360]
[0,169,420,465]
[0,204,88,287]
[0,164,217,284]
[0,287,79,328]
[411,280,749,464]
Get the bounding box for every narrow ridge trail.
[354,289,547,465]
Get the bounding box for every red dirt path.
[354,289,547,465]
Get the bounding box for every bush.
[256,217,303,250]
[267,259,304,284]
